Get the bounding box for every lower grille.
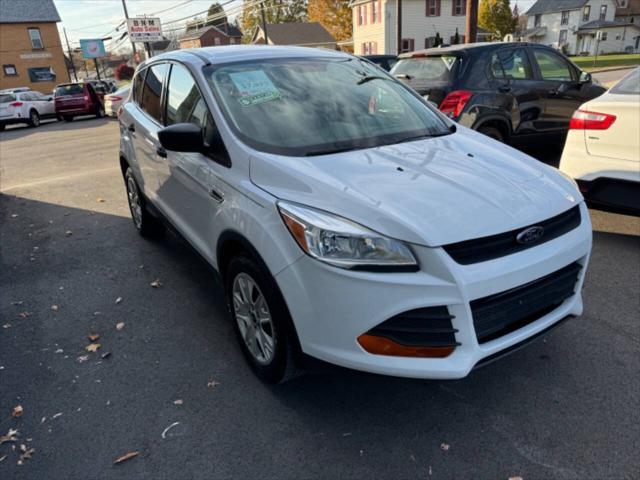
[471,262,582,344]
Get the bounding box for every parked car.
[560,67,640,216]
[0,86,32,93]
[361,54,398,71]
[54,82,105,121]
[390,42,606,144]
[105,85,130,117]
[119,46,591,383]
[0,90,56,130]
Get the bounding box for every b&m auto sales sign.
[127,17,163,43]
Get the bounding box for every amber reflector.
[357,334,455,358]
[280,211,309,253]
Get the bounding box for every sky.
[54,0,538,53]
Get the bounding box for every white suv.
[0,90,56,130]
[119,46,592,383]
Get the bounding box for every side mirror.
[46,96,53,101]
[579,71,592,83]
[158,123,204,153]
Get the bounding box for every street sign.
[127,17,163,43]
[79,39,106,58]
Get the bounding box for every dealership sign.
[80,39,106,59]
[127,17,163,42]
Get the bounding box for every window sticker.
[441,56,456,70]
[229,70,280,107]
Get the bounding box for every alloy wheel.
[30,111,39,127]
[126,176,143,229]
[232,273,276,365]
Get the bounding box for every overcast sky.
[54,0,539,52]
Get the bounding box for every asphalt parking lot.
[1,117,639,480]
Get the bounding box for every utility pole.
[465,0,479,43]
[94,58,102,80]
[260,2,268,44]
[120,0,137,59]
[396,0,402,55]
[63,27,77,82]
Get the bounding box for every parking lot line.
[1,166,119,192]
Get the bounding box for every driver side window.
[532,49,573,82]
[491,49,533,80]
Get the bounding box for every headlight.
[278,202,418,271]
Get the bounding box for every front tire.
[226,255,300,384]
[96,104,105,118]
[478,125,504,142]
[124,168,165,239]
[28,110,40,128]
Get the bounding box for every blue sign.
[80,39,106,59]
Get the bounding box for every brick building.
[179,25,242,49]
[0,0,70,93]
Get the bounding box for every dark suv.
[391,42,606,144]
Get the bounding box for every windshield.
[610,68,640,95]
[0,94,16,104]
[391,56,458,82]
[55,84,83,96]
[204,57,450,156]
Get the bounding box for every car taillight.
[108,96,122,102]
[84,95,90,102]
[439,90,473,118]
[569,109,616,130]
[9,101,23,107]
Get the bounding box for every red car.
[54,82,105,121]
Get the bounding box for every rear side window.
[132,68,146,104]
[532,49,573,81]
[140,63,167,123]
[0,94,16,103]
[610,68,640,95]
[491,49,533,80]
[55,84,83,96]
[391,56,459,82]
[165,64,209,127]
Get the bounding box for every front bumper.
[275,202,592,379]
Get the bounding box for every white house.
[524,0,640,55]
[350,0,488,55]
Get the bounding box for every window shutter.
[357,6,361,25]
[436,0,441,16]
[363,4,367,24]
[452,0,455,15]
[462,0,466,15]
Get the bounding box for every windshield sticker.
[441,56,456,70]
[229,70,280,107]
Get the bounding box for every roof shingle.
[258,22,336,45]
[526,0,588,15]
[0,0,61,23]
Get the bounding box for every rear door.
[529,47,584,132]
[130,63,169,201]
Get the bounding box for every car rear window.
[391,56,459,82]
[610,68,640,95]
[0,94,17,103]
[55,84,84,96]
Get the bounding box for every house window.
[401,38,415,53]
[559,30,568,45]
[534,14,542,27]
[600,31,608,41]
[3,64,18,76]
[452,0,465,16]
[426,0,440,16]
[214,37,221,45]
[371,0,378,22]
[599,5,607,21]
[357,5,364,25]
[582,6,591,22]
[561,11,570,25]
[229,37,236,44]
[361,41,377,54]
[28,28,43,49]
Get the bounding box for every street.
[1,117,638,479]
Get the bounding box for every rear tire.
[63,116,73,122]
[96,105,105,118]
[226,255,300,384]
[124,168,165,239]
[28,110,40,128]
[478,125,504,142]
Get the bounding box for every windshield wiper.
[357,75,389,85]
[387,125,456,146]
[304,145,365,156]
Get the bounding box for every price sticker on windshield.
[229,70,280,107]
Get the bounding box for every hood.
[249,127,580,247]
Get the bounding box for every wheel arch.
[473,114,512,141]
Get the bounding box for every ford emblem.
[516,226,545,244]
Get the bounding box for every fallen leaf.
[64,230,73,237]
[114,451,139,465]
[207,380,220,388]
[11,405,23,418]
[101,352,112,359]
[115,297,122,304]
[77,355,89,363]
[17,444,35,465]
[11,214,18,218]
[0,428,18,444]
[51,413,62,419]
[440,442,450,451]
[2,324,11,329]
[173,399,183,405]
[12,301,24,306]
[51,304,59,311]
[116,322,125,331]
[88,333,100,342]
[18,312,30,319]
[97,198,106,203]
[150,279,162,288]
[85,343,101,353]
[0,454,6,462]
[508,477,523,480]
[161,422,180,439]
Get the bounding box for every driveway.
[1,119,639,479]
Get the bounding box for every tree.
[240,0,308,42]
[478,0,516,40]
[186,2,228,32]
[114,63,135,81]
[307,0,352,42]
[434,32,442,47]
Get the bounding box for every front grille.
[471,262,582,344]
[443,206,581,265]
[368,306,460,348]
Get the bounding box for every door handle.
[208,186,224,203]
[156,146,167,158]
[498,85,511,93]
[127,123,135,132]
[547,89,559,96]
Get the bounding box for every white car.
[105,85,130,117]
[119,47,592,383]
[0,90,56,130]
[560,68,640,216]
